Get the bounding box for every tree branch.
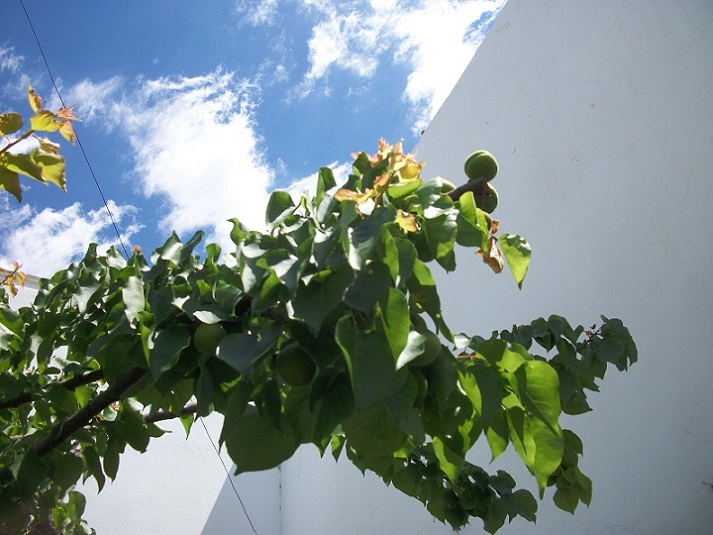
[447,176,487,203]
[144,402,198,423]
[0,369,105,411]
[31,367,147,458]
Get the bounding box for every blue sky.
[1,0,506,277]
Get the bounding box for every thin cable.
[19,0,129,259]
[199,417,260,535]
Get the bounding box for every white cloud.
[0,46,23,74]
[236,0,280,26]
[65,77,124,123]
[293,0,507,130]
[72,69,276,248]
[0,199,140,278]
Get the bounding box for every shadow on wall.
[201,467,280,535]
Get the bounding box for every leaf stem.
[0,129,35,155]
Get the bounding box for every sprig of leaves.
[0,140,635,533]
[0,84,79,203]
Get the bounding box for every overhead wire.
[19,0,129,259]
[19,2,260,533]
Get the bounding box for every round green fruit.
[194,323,227,355]
[411,330,442,367]
[464,150,498,182]
[276,343,316,386]
[474,183,498,214]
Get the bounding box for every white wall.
[279,2,713,534]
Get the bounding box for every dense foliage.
[0,130,636,533]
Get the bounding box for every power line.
[20,4,261,534]
[19,0,129,259]
[199,417,260,535]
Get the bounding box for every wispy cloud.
[65,69,275,248]
[284,0,506,130]
[0,46,23,74]
[0,198,140,278]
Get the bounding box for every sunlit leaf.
[499,233,531,288]
[0,166,21,202]
[0,112,22,135]
[27,83,42,112]
[30,110,60,132]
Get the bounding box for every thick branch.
[31,367,147,458]
[0,369,105,411]
[447,176,487,203]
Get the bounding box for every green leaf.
[342,401,406,458]
[499,233,531,288]
[459,364,503,428]
[224,405,298,473]
[0,112,23,135]
[385,178,423,201]
[0,166,21,202]
[217,325,281,375]
[316,166,336,207]
[148,324,191,378]
[347,205,396,270]
[291,268,354,334]
[122,276,145,323]
[344,262,392,313]
[16,449,47,497]
[422,212,458,272]
[81,445,105,491]
[455,191,489,250]
[336,317,405,410]
[376,288,410,362]
[265,190,295,228]
[433,436,463,485]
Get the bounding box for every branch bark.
[0,369,104,411]
[144,402,198,423]
[31,367,147,458]
[447,176,487,203]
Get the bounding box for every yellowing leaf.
[395,210,418,233]
[27,84,43,112]
[335,188,357,202]
[58,119,76,144]
[477,236,504,274]
[57,105,80,122]
[32,149,67,191]
[30,110,61,133]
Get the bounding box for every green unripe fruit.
[411,330,442,367]
[276,343,316,386]
[474,183,498,214]
[194,323,227,355]
[464,150,498,182]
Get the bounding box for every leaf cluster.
[0,84,78,203]
[0,140,636,533]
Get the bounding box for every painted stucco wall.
[278,1,713,534]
